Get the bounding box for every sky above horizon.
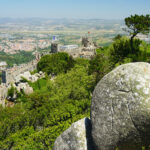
[0,0,150,19]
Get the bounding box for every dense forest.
[0,14,150,149]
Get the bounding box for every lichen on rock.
[91,62,150,150]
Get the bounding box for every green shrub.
[7,85,16,98]
[89,53,111,84]
[110,37,141,66]
[0,63,94,149]
[37,52,75,75]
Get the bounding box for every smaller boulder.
[53,118,94,150]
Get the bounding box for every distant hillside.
[0,18,124,31]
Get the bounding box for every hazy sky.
[0,0,150,19]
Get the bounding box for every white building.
[59,45,79,51]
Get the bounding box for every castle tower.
[1,70,6,84]
[0,62,7,84]
[82,37,93,47]
[51,43,59,53]
[80,36,97,59]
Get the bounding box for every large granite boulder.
[53,118,94,150]
[91,62,150,150]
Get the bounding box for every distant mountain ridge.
[0,18,124,25]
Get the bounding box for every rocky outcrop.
[91,62,150,150]
[53,62,150,150]
[15,71,45,83]
[12,71,45,95]
[53,118,94,150]
[15,82,33,95]
[0,71,45,105]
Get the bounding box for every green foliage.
[0,62,94,149]
[89,36,150,85]
[7,85,16,98]
[7,85,25,102]
[110,37,131,64]
[125,14,150,36]
[0,51,35,67]
[30,69,38,75]
[75,58,89,68]
[113,34,122,41]
[110,37,141,66]
[37,52,75,75]
[21,76,29,83]
[89,53,111,84]
[29,78,48,92]
[124,14,150,53]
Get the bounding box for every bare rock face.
[53,118,94,150]
[91,62,150,150]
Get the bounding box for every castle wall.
[5,60,37,84]
[0,84,8,107]
[0,60,38,106]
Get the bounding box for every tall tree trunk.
[130,34,136,54]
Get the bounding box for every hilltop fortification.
[51,37,97,59]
